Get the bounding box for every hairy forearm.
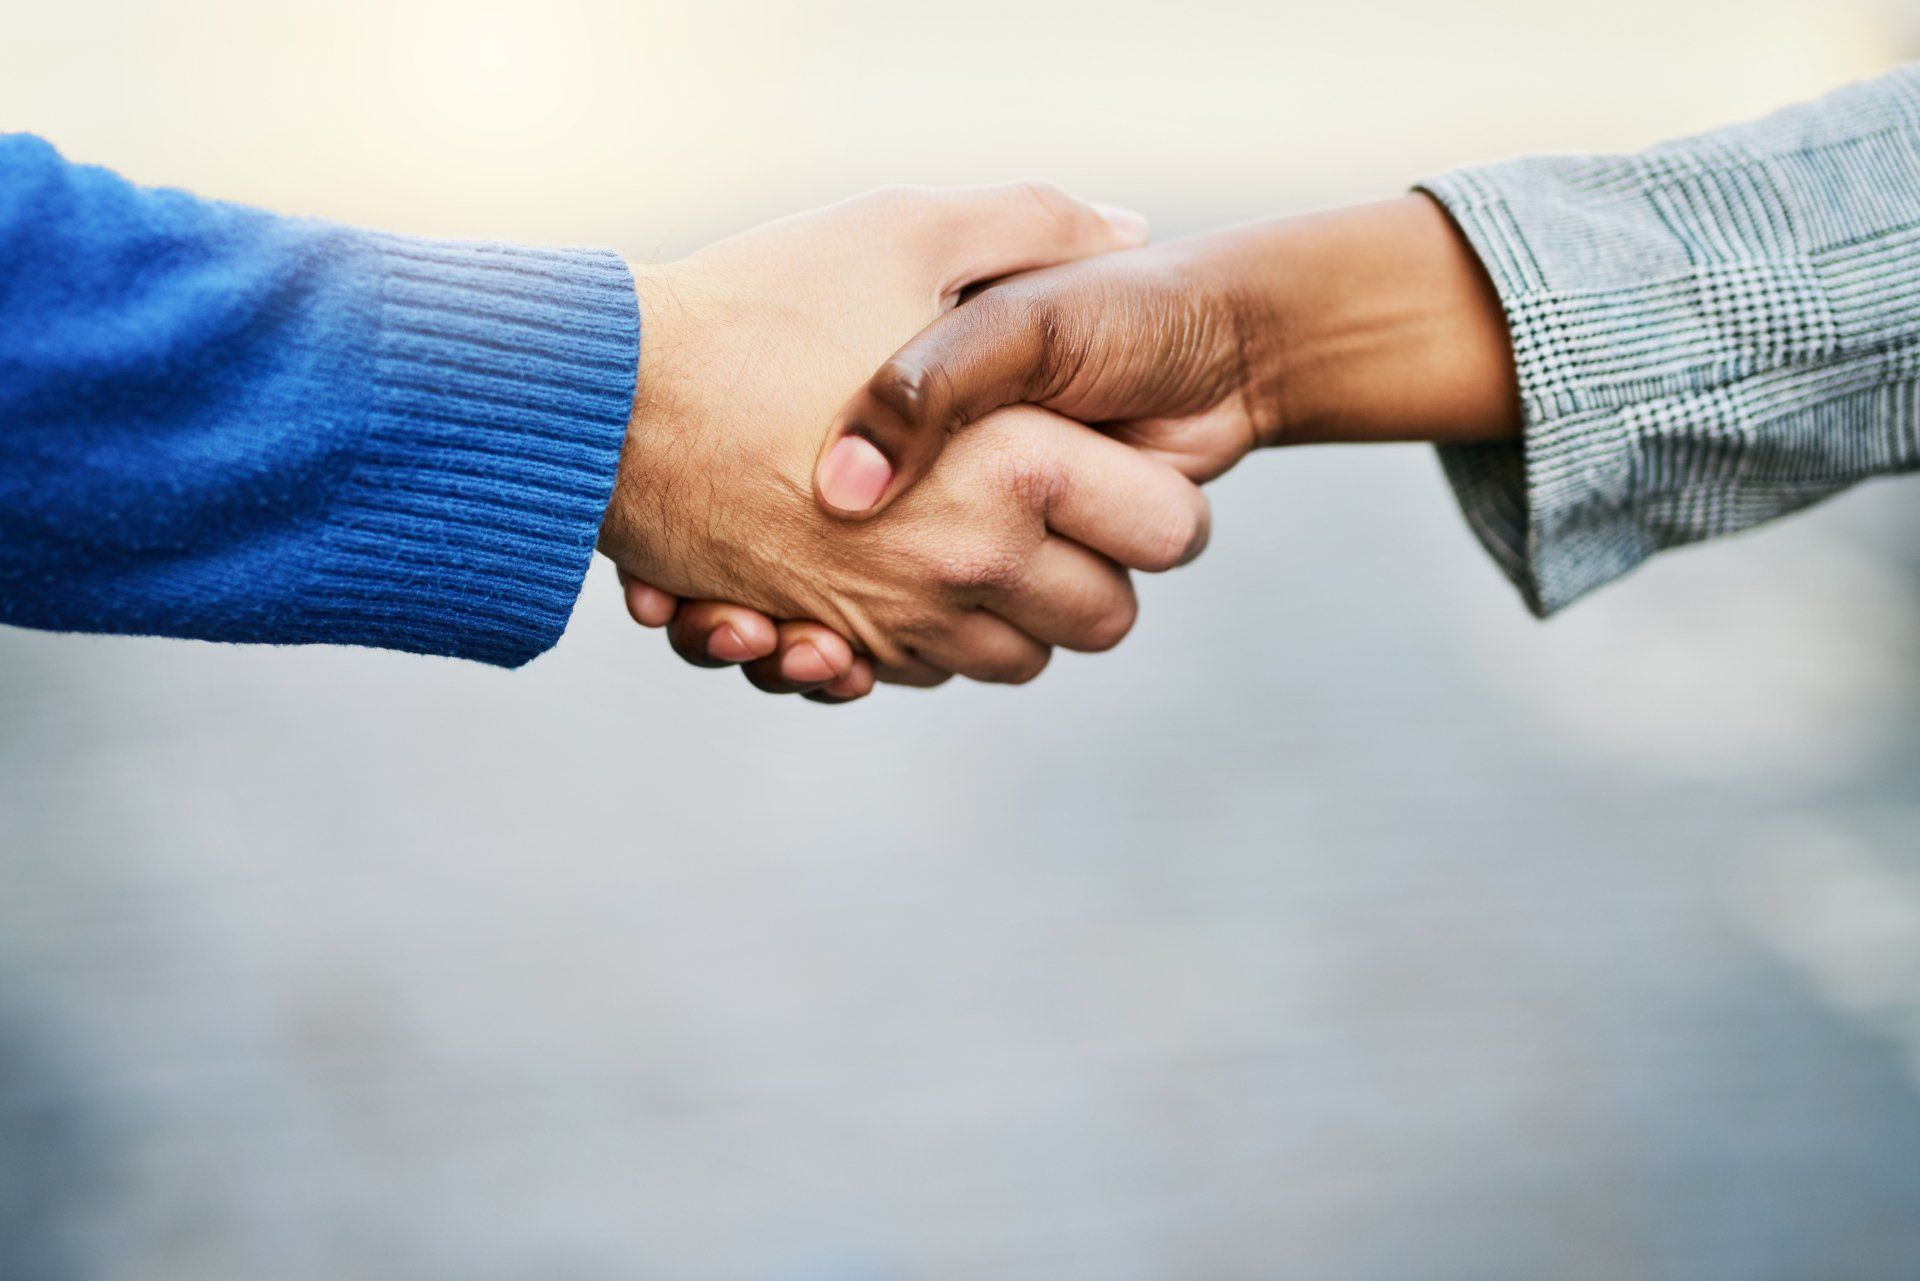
[1239,195,1521,448]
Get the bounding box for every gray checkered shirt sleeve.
[1419,63,1920,617]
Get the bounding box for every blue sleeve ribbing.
[0,135,638,666]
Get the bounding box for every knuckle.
[936,277,1046,344]
[994,647,1053,686]
[938,544,1029,596]
[1010,179,1089,234]
[1137,484,1211,572]
[993,280,1057,334]
[982,284,1073,396]
[1079,592,1140,654]
[985,437,1059,512]
[1182,488,1215,564]
[983,285,1067,383]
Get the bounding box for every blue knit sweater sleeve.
[0,135,639,667]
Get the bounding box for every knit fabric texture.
[1421,63,1920,616]
[0,135,639,667]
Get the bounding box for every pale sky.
[3,0,1910,252]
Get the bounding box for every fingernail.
[1091,202,1149,241]
[782,642,835,684]
[818,435,893,513]
[709,625,754,663]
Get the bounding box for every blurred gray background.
[5,2,1920,1278]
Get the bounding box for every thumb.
[815,285,1060,518]
[815,183,1144,521]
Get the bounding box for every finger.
[910,610,1052,686]
[618,569,681,628]
[803,658,877,705]
[1030,409,1212,573]
[984,538,1140,653]
[666,601,780,669]
[871,653,954,690]
[931,181,1147,297]
[742,622,859,694]
[1107,403,1259,485]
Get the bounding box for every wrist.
[1252,194,1521,447]
[599,261,697,577]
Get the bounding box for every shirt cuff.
[1418,65,1920,617]
[297,235,639,667]
[1417,170,1658,618]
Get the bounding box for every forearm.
[1220,66,1920,616]
[0,135,639,665]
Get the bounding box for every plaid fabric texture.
[1421,64,1920,616]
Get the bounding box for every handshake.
[3,79,1897,674]
[598,182,1522,701]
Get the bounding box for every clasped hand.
[598,184,1515,701]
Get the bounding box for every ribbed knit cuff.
[300,235,639,667]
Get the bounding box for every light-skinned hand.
[598,184,1210,701]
